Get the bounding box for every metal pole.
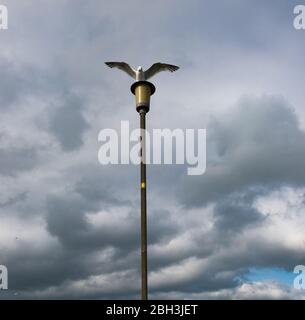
[140,109,148,300]
[105,61,178,300]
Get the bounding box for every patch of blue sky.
[243,267,295,287]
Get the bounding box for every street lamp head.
[105,61,179,113]
[131,81,156,113]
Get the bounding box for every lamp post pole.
[105,61,178,300]
[131,80,155,300]
[140,109,148,300]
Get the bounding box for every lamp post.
[131,81,155,300]
[105,61,179,300]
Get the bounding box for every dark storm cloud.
[49,95,89,151]
[73,172,131,207]
[213,196,264,233]
[178,95,305,207]
[0,61,26,108]
[0,147,37,176]
[45,195,139,253]
[45,191,179,252]
[0,187,180,293]
[0,59,74,109]
[4,93,305,298]
[0,191,28,208]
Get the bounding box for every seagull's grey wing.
[144,63,179,79]
[105,62,136,79]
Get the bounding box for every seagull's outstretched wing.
[105,62,136,79]
[145,63,179,80]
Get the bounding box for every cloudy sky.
[1,0,305,299]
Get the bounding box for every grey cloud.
[151,281,305,300]
[0,59,68,110]
[73,173,131,207]
[0,147,37,176]
[178,95,305,207]
[213,197,264,234]
[1,188,180,294]
[49,95,89,151]
[0,191,28,208]
[45,192,179,252]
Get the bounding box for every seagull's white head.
[137,66,143,72]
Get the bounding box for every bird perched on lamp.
[105,62,179,81]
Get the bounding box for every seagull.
[105,62,179,81]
